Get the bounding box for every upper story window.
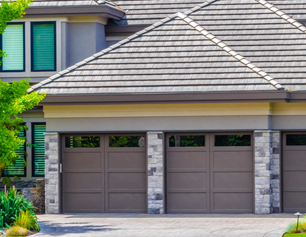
[0,23,25,72]
[31,22,56,71]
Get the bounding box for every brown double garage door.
[61,134,147,213]
[167,133,254,214]
[61,132,254,214]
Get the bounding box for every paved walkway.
[35,214,294,237]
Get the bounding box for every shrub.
[0,188,35,228]
[286,219,306,233]
[14,209,39,231]
[6,225,27,236]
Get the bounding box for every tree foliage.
[0,0,32,58]
[0,80,46,179]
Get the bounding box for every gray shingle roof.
[112,0,306,25]
[186,0,306,91]
[29,0,113,7]
[30,0,306,94]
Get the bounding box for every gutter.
[39,91,291,106]
[24,4,125,20]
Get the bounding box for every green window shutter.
[4,130,26,176]
[33,124,46,176]
[32,23,55,71]
[2,24,24,71]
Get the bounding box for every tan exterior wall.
[46,116,270,132]
[271,116,306,130]
[44,103,272,118]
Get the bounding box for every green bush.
[14,209,39,231]
[0,188,36,229]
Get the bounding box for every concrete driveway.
[36,214,295,237]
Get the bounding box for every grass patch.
[284,234,306,237]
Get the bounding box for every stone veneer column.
[147,132,164,214]
[45,132,60,214]
[254,130,281,214]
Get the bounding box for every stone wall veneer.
[254,130,280,214]
[45,132,60,214]
[147,132,164,214]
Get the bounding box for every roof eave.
[24,5,125,20]
[38,91,290,106]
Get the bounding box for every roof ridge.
[176,12,283,91]
[254,0,306,34]
[253,0,306,91]
[29,12,180,93]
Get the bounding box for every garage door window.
[286,134,306,146]
[109,136,145,147]
[65,136,100,148]
[169,135,205,147]
[215,135,251,146]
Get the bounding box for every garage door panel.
[64,172,103,191]
[108,172,146,190]
[64,193,103,213]
[63,134,146,214]
[168,172,207,190]
[283,171,306,191]
[167,133,253,214]
[283,192,306,212]
[64,152,102,170]
[212,193,253,213]
[108,152,146,170]
[283,151,306,170]
[283,132,306,212]
[168,193,208,213]
[108,193,146,212]
[213,151,252,170]
[168,151,208,170]
[213,172,253,190]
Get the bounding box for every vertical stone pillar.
[254,130,281,214]
[147,132,164,214]
[45,132,60,214]
[270,131,281,213]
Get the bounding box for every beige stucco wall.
[45,116,270,132]
[44,103,271,118]
[43,102,306,132]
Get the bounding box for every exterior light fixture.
[294,212,303,233]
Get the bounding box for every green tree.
[0,0,32,59]
[0,80,46,181]
[0,0,43,183]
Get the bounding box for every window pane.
[169,135,205,147]
[65,136,100,148]
[32,23,55,71]
[215,135,251,147]
[4,129,26,176]
[33,124,46,176]
[109,136,145,148]
[2,24,24,71]
[287,135,306,146]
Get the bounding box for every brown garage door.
[62,134,146,213]
[283,132,306,212]
[167,133,253,214]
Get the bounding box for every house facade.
[3,0,306,215]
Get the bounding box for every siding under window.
[4,130,26,176]
[33,124,46,176]
[1,24,24,71]
[32,22,56,71]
